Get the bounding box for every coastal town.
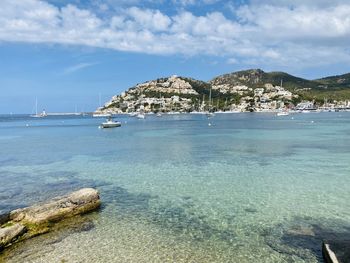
[96,73,350,115]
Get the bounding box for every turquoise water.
[0,113,350,262]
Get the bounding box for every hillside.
[210,69,350,102]
[316,73,350,90]
[101,75,210,113]
[97,69,350,113]
[210,69,317,91]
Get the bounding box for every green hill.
[316,73,350,90]
[210,69,317,90]
[210,69,350,102]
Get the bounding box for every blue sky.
[0,0,350,113]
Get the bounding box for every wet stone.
[0,224,27,251]
[10,188,101,225]
[323,239,350,263]
[0,213,10,225]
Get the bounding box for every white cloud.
[0,0,350,70]
[126,7,171,31]
[237,4,350,40]
[249,0,350,8]
[63,62,99,74]
[172,0,221,6]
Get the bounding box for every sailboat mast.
[209,88,212,112]
[35,98,38,115]
[202,94,205,112]
[209,89,212,105]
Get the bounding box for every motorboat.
[100,117,121,128]
[276,111,289,116]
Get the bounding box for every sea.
[0,112,349,262]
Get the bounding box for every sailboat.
[206,88,215,118]
[136,105,146,119]
[93,93,111,118]
[156,94,163,117]
[276,78,290,116]
[136,91,146,119]
[30,98,47,118]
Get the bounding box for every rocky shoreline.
[0,188,100,252]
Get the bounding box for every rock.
[323,240,350,263]
[0,188,100,252]
[10,188,100,225]
[0,224,27,251]
[0,213,10,225]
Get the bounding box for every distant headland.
[95,69,350,114]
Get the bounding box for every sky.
[0,0,350,113]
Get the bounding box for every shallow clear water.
[0,113,350,262]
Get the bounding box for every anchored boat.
[100,117,121,128]
[276,111,289,116]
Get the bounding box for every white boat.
[30,99,47,118]
[31,110,47,118]
[156,112,162,117]
[228,110,241,113]
[136,104,146,119]
[276,111,289,116]
[93,113,112,118]
[206,88,215,118]
[100,117,121,128]
[136,113,145,119]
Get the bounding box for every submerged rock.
[0,188,100,252]
[10,188,100,225]
[323,240,350,263]
[0,224,27,251]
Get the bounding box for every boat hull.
[93,113,112,118]
[100,122,121,128]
